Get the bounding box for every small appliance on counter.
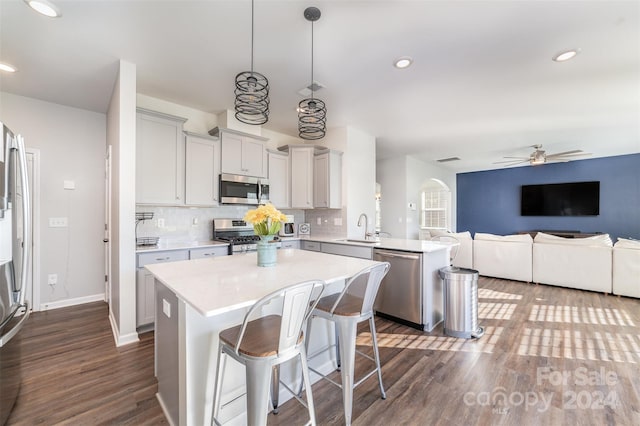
[279,215,296,237]
[298,223,310,236]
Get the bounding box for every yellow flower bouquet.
[243,204,288,237]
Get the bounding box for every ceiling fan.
[494,144,592,166]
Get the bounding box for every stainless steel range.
[212,218,261,254]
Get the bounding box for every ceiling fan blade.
[545,150,583,158]
[501,156,530,160]
[493,159,529,165]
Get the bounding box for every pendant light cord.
[311,19,314,99]
[250,0,254,73]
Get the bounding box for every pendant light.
[235,0,269,125]
[298,6,326,140]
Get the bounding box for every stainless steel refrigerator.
[0,122,30,425]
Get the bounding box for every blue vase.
[257,235,277,267]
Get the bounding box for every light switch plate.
[49,217,68,227]
[162,299,171,318]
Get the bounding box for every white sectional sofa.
[473,233,533,282]
[612,238,640,298]
[532,232,613,293]
[426,230,474,269]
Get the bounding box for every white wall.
[108,60,138,346]
[0,92,106,309]
[345,127,377,238]
[376,156,407,238]
[377,154,457,240]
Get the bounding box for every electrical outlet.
[48,274,57,285]
[163,299,171,318]
[157,218,165,228]
[49,217,68,227]
[317,217,322,225]
[192,217,198,226]
[334,218,342,226]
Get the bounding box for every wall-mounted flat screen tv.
[521,181,600,216]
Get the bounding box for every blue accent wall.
[456,154,640,241]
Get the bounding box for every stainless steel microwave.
[219,173,270,205]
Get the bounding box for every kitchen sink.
[337,238,378,244]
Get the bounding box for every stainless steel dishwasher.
[373,248,423,329]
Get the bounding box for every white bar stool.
[211,279,325,426]
[304,262,390,425]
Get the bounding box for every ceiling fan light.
[24,0,62,17]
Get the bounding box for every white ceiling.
[1,0,639,172]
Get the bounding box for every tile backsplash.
[303,209,346,237]
[135,205,307,243]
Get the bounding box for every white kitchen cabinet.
[185,132,221,206]
[136,108,187,205]
[314,150,343,208]
[215,127,268,178]
[189,246,229,259]
[290,146,315,209]
[268,150,290,208]
[136,249,189,328]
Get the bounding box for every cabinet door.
[185,134,220,206]
[136,110,185,204]
[313,154,329,208]
[291,147,314,209]
[241,138,267,177]
[268,151,290,208]
[136,268,156,327]
[220,132,244,175]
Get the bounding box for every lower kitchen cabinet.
[189,246,229,259]
[320,242,373,259]
[136,249,189,328]
[300,240,321,252]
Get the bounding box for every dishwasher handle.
[374,249,421,260]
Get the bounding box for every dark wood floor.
[7,278,640,425]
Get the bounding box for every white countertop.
[145,249,380,317]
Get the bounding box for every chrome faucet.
[357,213,372,240]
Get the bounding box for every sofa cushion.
[534,232,612,246]
[429,229,472,240]
[474,232,532,243]
[615,238,640,250]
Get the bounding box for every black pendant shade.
[298,6,326,140]
[235,71,269,125]
[235,0,269,125]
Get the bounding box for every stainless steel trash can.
[438,266,484,339]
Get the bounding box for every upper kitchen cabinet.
[185,132,221,206]
[314,150,343,208]
[268,150,290,208]
[289,145,315,209]
[211,127,268,178]
[136,108,187,205]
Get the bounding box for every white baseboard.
[39,293,105,311]
[156,392,176,426]
[108,310,140,347]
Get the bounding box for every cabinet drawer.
[189,246,229,259]
[321,242,373,260]
[137,250,189,268]
[280,240,300,249]
[301,240,321,252]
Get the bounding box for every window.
[420,179,451,230]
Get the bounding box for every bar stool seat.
[212,280,325,426]
[305,262,390,426]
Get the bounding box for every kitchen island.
[146,249,384,425]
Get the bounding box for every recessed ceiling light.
[394,57,413,69]
[23,0,62,18]
[0,63,17,73]
[552,49,580,62]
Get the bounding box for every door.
[104,146,112,303]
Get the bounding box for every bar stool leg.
[245,360,272,426]
[271,366,280,414]
[334,322,341,370]
[369,316,386,399]
[212,344,226,425]
[336,319,357,426]
[299,344,317,426]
